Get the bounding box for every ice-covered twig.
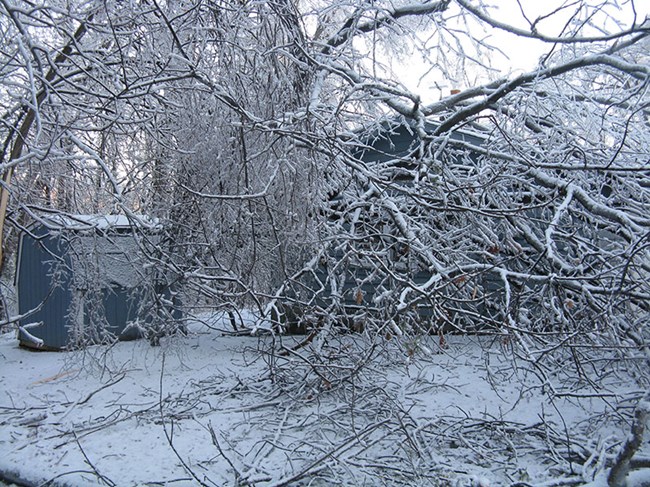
[73,431,116,487]
[267,419,390,487]
[608,391,650,487]
[208,422,245,484]
[158,353,213,487]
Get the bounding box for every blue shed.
[274,120,496,332]
[338,121,489,314]
[15,215,180,350]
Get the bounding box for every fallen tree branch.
[267,418,390,487]
[158,353,214,487]
[608,391,650,487]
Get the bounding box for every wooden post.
[0,168,14,273]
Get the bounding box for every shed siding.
[16,219,181,350]
[95,286,141,337]
[17,231,73,349]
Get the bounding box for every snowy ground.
[0,316,647,486]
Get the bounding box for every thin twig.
[73,431,116,487]
[267,419,390,487]
[159,353,213,487]
[207,421,245,484]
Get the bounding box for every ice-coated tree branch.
[0,3,648,483]
[456,0,650,44]
[608,391,650,487]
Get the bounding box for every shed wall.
[16,222,180,350]
[17,230,73,349]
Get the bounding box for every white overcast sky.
[398,0,650,101]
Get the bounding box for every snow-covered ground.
[0,316,647,486]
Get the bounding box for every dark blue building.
[16,215,180,349]
[275,120,491,332]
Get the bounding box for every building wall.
[16,222,179,349]
[17,228,73,349]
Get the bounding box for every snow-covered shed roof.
[38,214,161,232]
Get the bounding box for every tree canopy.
[1,1,649,482]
